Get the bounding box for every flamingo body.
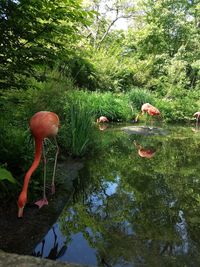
[18,111,60,217]
[135,103,160,123]
[141,103,160,116]
[147,107,160,116]
[141,103,152,114]
[193,112,200,119]
[97,116,109,123]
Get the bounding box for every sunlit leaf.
[0,168,17,184]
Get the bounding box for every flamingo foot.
[51,184,55,195]
[34,198,48,209]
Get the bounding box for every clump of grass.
[89,91,131,121]
[63,90,132,122]
[127,88,156,110]
[67,100,95,157]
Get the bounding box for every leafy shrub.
[127,88,156,110]
[61,56,98,91]
[89,92,131,121]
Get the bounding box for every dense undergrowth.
[1,71,200,199]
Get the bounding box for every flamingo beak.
[18,207,24,218]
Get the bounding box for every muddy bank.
[0,250,87,267]
[0,158,83,255]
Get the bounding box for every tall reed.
[69,100,95,157]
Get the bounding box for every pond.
[32,123,200,267]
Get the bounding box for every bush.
[89,92,131,121]
[60,56,98,91]
[127,88,157,110]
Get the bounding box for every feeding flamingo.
[97,116,109,123]
[135,103,160,125]
[17,111,60,217]
[96,116,109,123]
[193,112,200,123]
[192,112,200,132]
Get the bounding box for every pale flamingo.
[17,111,60,217]
[96,116,109,123]
[192,112,200,132]
[135,103,160,125]
[193,112,200,123]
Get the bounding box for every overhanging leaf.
[0,168,17,184]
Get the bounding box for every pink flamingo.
[193,112,200,123]
[135,103,160,125]
[17,111,60,217]
[192,112,200,132]
[96,116,109,123]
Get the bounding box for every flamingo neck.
[22,138,43,193]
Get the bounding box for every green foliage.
[0,0,93,89]
[118,0,200,93]
[88,91,131,121]
[88,48,138,92]
[127,88,156,110]
[0,165,18,202]
[0,167,16,184]
[61,55,98,90]
[62,90,132,122]
[23,70,74,120]
[0,117,32,174]
[63,97,95,157]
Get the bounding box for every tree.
[123,0,200,91]
[83,0,136,49]
[0,0,93,89]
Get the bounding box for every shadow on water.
[32,123,200,267]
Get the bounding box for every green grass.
[67,100,95,157]
[127,88,156,110]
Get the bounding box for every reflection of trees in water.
[56,127,200,266]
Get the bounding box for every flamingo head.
[17,191,27,218]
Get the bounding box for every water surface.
[33,123,200,266]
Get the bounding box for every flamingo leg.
[144,113,147,126]
[51,136,59,194]
[35,142,48,208]
[196,117,200,131]
[195,118,198,130]
[150,116,153,128]
[42,143,48,200]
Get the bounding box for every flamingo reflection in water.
[134,141,156,158]
[99,124,108,131]
[32,225,67,260]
